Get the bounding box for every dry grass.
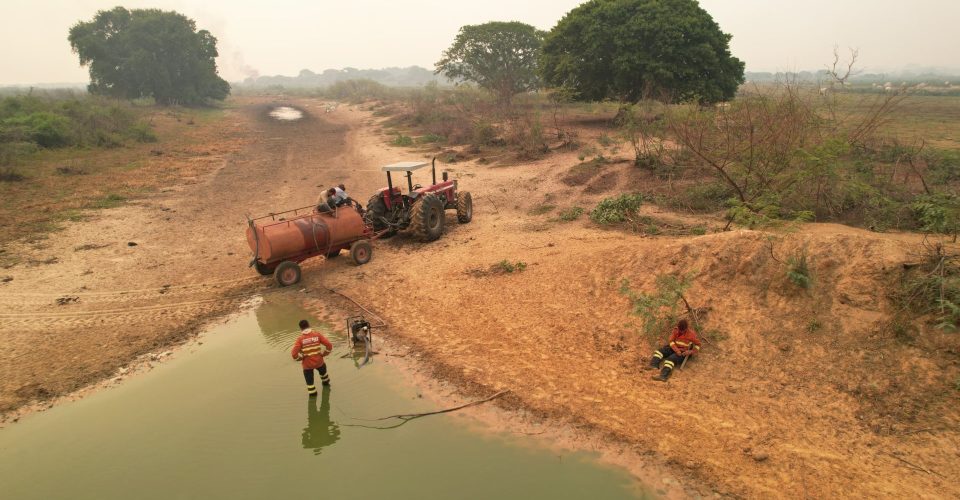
[0,106,228,246]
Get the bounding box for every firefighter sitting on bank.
[648,319,701,382]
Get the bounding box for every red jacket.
[669,327,702,355]
[291,330,333,369]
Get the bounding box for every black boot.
[649,357,661,370]
[652,367,672,382]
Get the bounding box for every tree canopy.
[540,0,745,104]
[68,7,230,105]
[436,21,544,103]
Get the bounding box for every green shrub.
[497,260,527,273]
[129,122,158,143]
[416,133,445,144]
[690,225,707,235]
[620,273,695,342]
[786,248,812,289]
[938,300,959,332]
[912,193,960,239]
[89,193,126,209]
[472,121,500,147]
[0,95,157,155]
[590,193,643,225]
[682,182,736,212]
[391,133,414,146]
[558,206,584,221]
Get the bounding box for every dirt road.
[2,97,958,499]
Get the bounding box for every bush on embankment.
[0,93,156,178]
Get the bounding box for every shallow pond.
[269,106,303,121]
[0,298,649,499]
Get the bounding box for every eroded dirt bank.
[2,97,958,499]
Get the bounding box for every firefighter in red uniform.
[648,319,701,382]
[291,319,333,395]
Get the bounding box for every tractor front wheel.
[456,191,473,223]
[350,240,373,265]
[274,261,302,287]
[409,193,444,241]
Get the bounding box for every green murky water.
[0,299,648,499]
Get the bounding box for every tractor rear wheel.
[456,191,473,223]
[409,193,444,241]
[350,240,373,265]
[365,195,388,230]
[274,261,302,287]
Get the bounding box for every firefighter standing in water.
[291,319,333,395]
[648,319,701,382]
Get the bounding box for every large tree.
[540,0,744,104]
[436,21,544,103]
[68,7,230,105]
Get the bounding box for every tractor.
[363,157,472,240]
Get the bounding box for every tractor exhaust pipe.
[431,157,437,185]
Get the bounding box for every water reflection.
[269,106,304,121]
[302,387,340,455]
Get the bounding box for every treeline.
[237,66,446,89]
[0,92,155,179]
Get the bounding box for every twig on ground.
[886,453,945,478]
[358,390,508,422]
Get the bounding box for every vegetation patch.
[562,157,608,186]
[528,204,556,216]
[786,248,813,289]
[391,133,414,147]
[590,193,643,225]
[620,273,697,346]
[584,170,620,194]
[88,193,126,210]
[557,206,584,222]
[468,260,529,277]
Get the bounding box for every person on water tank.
[291,319,333,395]
[316,188,339,213]
[334,184,362,211]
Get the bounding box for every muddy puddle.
[0,298,649,499]
[268,106,303,121]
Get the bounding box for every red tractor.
[364,158,472,240]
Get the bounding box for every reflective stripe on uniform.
[663,361,675,369]
[653,351,664,359]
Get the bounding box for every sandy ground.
[2,97,959,499]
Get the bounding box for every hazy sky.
[1,0,958,85]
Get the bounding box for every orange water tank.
[247,207,368,265]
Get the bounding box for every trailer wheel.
[409,193,444,241]
[456,191,473,223]
[274,261,301,287]
[253,261,274,276]
[350,240,373,265]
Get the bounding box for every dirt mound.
[330,216,959,497]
